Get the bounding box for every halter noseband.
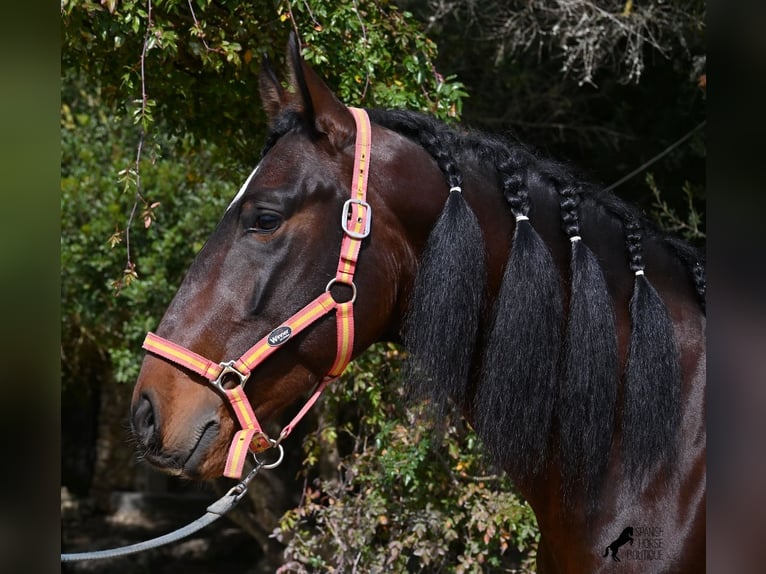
[142,107,373,479]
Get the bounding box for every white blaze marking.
[226,164,259,212]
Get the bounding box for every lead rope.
[61,453,277,562]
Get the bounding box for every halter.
[142,107,373,479]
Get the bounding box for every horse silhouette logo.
[604,526,634,561]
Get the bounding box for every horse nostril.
[132,392,158,446]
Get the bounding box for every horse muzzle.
[130,386,231,479]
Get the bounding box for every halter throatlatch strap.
[142,106,372,479]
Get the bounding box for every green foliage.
[275,345,539,573]
[61,78,238,387]
[281,0,467,119]
[61,0,467,163]
[647,172,706,242]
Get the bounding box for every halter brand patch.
[267,326,292,347]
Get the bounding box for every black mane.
[261,107,705,509]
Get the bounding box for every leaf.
[101,0,117,14]
[107,230,123,248]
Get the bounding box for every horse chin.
[179,420,228,480]
[141,418,233,481]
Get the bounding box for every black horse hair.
[475,217,564,477]
[622,217,682,485]
[477,142,566,480]
[260,106,704,507]
[557,182,619,508]
[402,189,487,415]
[391,119,488,416]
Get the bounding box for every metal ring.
[254,443,285,470]
[325,278,357,304]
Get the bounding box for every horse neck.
[376,135,705,569]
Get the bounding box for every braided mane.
[261,107,705,509]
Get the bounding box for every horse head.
[130,36,445,479]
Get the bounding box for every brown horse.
[131,35,705,573]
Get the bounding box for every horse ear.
[258,53,289,126]
[286,31,356,149]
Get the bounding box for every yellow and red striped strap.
[328,302,354,377]
[220,292,355,478]
[349,106,372,202]
[235,291,337,374]
[143,332,224,380]
[225,429,257,478]
[336,107,372,283]
[222,386,272,477]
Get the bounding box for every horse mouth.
[182,420,220,478]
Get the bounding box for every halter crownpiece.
[142,106,373,478]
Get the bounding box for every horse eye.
[247,213,282,234]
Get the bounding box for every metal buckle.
[212,360,250,392]
[341,199,372,239]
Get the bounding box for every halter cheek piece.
[142,107,373,479]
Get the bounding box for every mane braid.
[475,149,564,479]
[557,183,619,509]
[663,235,706,312]
[622,217,681,484]
[402,190,486,413]
[368,111,487,415]
[594,192,706,312]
